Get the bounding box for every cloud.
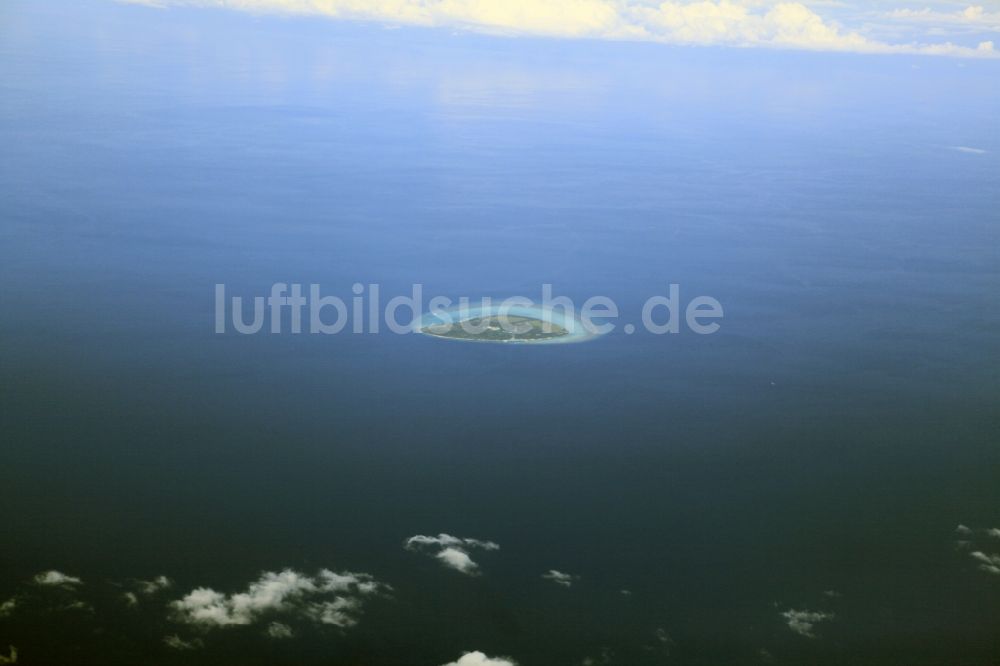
[581,648,615,665]
[1,572,92,621]
[305,596,366,625]
[405,534,500,551]
[116,0,1000,58]
[170,568,389,628]
[652,627,675,655]
[440,651,518,666]
[886,5,1000,32]
[164,634,203,650]
[135,575,173,594]
[266,621,294,638]
[0,566,389,655]
[970,551,1000,575]
[437,548,480,574]
[541,569,577,587]
[955,523,1000,574]
[951,146,988,154]
[782,608,834,638]
[405,534,499,575]
[33,571,82,587]
[123,575,174,606]
[632,1,876,51]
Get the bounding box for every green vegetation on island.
[422,314,569,342]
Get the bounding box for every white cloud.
[405,534,500,551]
[440,651,518,666]
[0,598,16,618]
[306,596,364,626]
[581,648,616,665]
[887,4,1000,32]
[266,621,294,638]
[124,575,174,606]
[541,569,577,587]
[135,575,173,594]
[653,627,675,654]
[951,146,988,154]
[116,0,1000,58]
[63,600,93,613]
[631,1,881,51]
[405,533,499,575]
[970,550,1000,575]
[955,524,1000,574]
[782,608,834,638]
[171,568,388,628]
[437,547,480,574]
[33,570,82,587]
[164,634,203,650]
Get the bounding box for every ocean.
[1,2,998,664]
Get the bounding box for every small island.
[422,314,569,343]
[415,303,600,345]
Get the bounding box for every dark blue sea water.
[1,2,998,664]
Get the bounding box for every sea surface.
[1,2,998,664]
